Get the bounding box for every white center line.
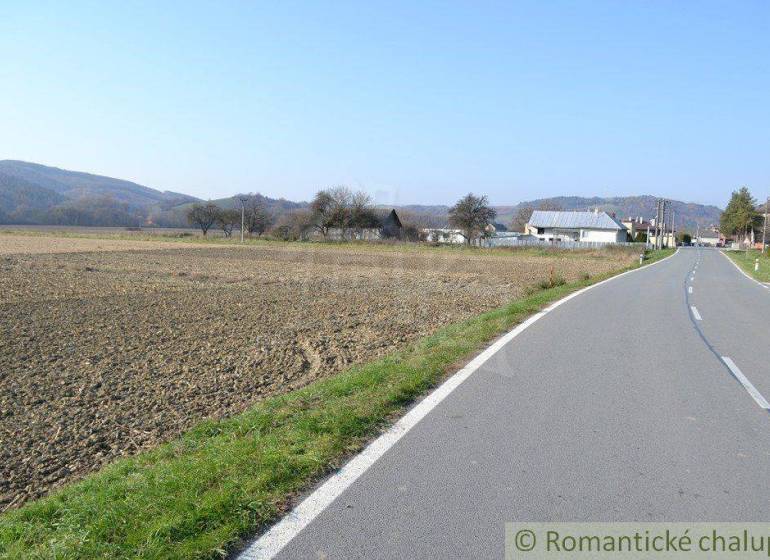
[688,286,693,294]
[690,306,702,320]
[722,357,770,409]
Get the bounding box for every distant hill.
[394,196,722,232]
[0,161,201,226]
[0,161,722,232]
[499,195,722,232]
[173,193,307,215]
[0,160,197,209]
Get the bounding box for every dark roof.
[382,209,402,229]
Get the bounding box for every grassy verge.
[0,249,673,560]
[724,249,770,283]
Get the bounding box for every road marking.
[688,286,693,294]
[237,251,681,559]
[721,357,770,409]
[690,306,702,320]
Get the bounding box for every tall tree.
[186,202,220,236]
[720,187,760,245]
[448,193,497,245]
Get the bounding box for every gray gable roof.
[528,210,625,230]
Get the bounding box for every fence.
[483,237,648,250]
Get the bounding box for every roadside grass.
[724,249,770,283]
[0,249,672,560]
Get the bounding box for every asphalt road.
[249,248,770,559]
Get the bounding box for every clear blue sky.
[3,1,769,208]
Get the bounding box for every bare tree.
[217,208,240,238]
[310,190,336,238]
[349,191,379,236]
[273,209,315,241]
[537,201,564,211]
[243,196,274,236]
[310,186,363,238]
[448,193,497,246]
[510,206,534,232]
[510,202,563,232]
[186,202,220,236]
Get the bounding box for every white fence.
[483,237,647,250]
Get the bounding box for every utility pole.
[238,195,249,243]
[655,199,661,250]
[760,195,768,252]
[659,199,667,250]
[671,209,676,247]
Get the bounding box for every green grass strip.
[0,249,673,560]
[724,249,770,283]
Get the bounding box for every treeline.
[0,196,146,227]
[187,187,421,241]
[0,194,195,228]
[187,188,500,246]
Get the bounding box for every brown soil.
[0,235,636,510]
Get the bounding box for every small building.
[697,230,720,247]
[621,217,654,242]
[525,210,628,244]
[380,209,403,238]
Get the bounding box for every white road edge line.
[238,249,680,560]
[721,357,770,409]
[690,306,702,321]
[720,250,770,290]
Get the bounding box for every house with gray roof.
[525,210,628,244]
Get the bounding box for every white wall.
[530,228,625,243]
[421,228,467,244]
[580,229,626,243]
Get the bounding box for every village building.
[525,210,628,244]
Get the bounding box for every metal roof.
[527,210,625,230]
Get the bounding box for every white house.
[525,210,628,243]
[697,230,720,247]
